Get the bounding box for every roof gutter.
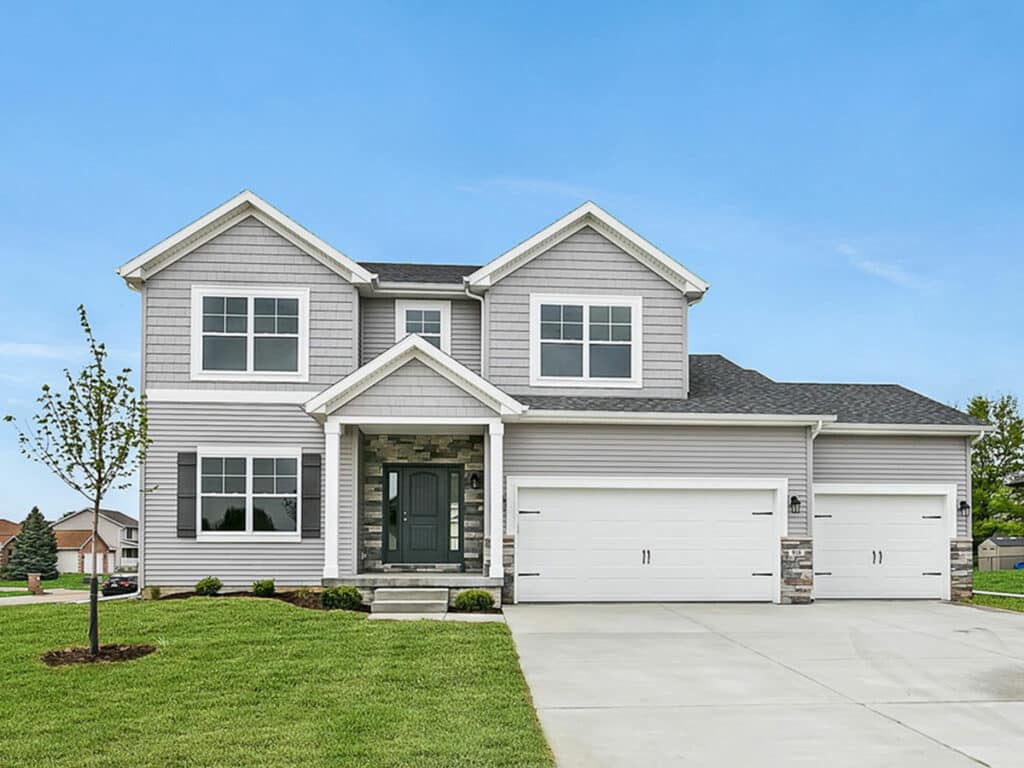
[820,422,995,437]
[507,411,839,428]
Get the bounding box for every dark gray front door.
[384,465,462,564]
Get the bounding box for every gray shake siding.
[144,402,334,587]
[486,227,688,398]
[143,216,358,391]
[503,424,811,535]
[813,434,972,537]
[360,297,482,372]
[337,359,497,418]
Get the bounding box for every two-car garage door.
[513,479,786,603]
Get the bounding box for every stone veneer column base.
[484,535,516,603]
[780,537,813,604]
[950,538,973,601]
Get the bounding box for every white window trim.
[528,294,643,388]
[190,285,310,382]
[195,445,303,543]
[394,299,451,354]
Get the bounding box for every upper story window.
[197,447,302,540]
[395,300,451,353]
[529,294,643,388]
[124,527,137,541]
[190,286,309,381]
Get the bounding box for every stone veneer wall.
[780,537,813,604]
[950,537,973,601]
[483,535,516,603]
[360,434,484,572]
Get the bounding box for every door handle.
[872,550,877,564]
[878,549,883,565]
[648,549,652,565]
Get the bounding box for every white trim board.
[465,201,709,297]
[394,299,452,354]
[506,475,790,605]
[820,423,991,437]
[144,389,313,404]
[117,190,376,287]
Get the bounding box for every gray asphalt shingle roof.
[360,262,480,284]
[519,354,982,426]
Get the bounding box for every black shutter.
[177,452,197,538]
[302,453,322,539]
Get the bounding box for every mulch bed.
[157,590,371,613]
[41,643,157,667]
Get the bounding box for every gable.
[118,190,374,287]
[337,359,499,419]
[466,201,708,299]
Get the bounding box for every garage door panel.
[515,483,781,602]
[814,491,948,599]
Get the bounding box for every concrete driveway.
[505,601,1024,768]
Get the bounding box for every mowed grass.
[0,599,553,768]
[973,569,1024,594]
[0,572,107,590]
[0,590,32,598]
[972,593,1024,613]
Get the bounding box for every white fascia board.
[465,201,710,295]
[509,410,838,427]
[303,335,526,417]
[117,190,375,286]
[145,388,313,404]
[364,283,470,298]
[819,422,992,436]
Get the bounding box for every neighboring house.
[977,537,1024,571]
[55,529,114,574]
[116,191,987,605]
[0,519,20,570]
[52,508,139,572]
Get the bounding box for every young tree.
[7,507,58,580]
[4,306,148,656]
[968,394,1024,547]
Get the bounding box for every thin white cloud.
[838,244,931,290]
[0,342,81,360]
[458,177,592,200]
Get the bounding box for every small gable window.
[530,294,642,388]
[191,286,308,381]
[395,300,451,353]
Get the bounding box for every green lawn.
[0,590,32,598]
[972,593,1024,613]
[0,572,108,590]
[973,569,1024,594]
[0,598,552,768]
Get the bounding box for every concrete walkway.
[505,601,1024,768]
[0,589,89,606]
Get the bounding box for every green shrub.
[453,589,495,612]
[252,579,275,597]
[321,585,363,610]
[194,576,222,596]
[147,586,162,600]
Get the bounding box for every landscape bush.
[252,579,275,597]
[321,585,363,610]
[194,576,222,596]
[453,589,495,612]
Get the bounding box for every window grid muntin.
[198,453,301,536]
[405,308,443,348]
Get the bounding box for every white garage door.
[813,485,955,599]
[513,480,785,603]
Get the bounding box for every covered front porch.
[305,335,525,606]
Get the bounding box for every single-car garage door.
[512,478,787,603]
[813,484,956,599]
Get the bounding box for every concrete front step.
[371,587,449,614]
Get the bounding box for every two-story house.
[51,508,139,573]
[118,191,985,607]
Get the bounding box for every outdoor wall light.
[469,472,481,490]
[789,496,802,516]
[958,500,971,518]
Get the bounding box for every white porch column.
[488,421,504,578]
[322,420,341,580]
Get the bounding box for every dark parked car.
[101,574,138,596]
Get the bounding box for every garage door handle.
[814,571,832,576]
[879,549,883,565]
[921,515,941,519]
[751,572,772,577]
[922,572,942,576]
[872,550,877,564]
[519,509,541,515]
[518,572,540,577]
[814,514,832,518]
[751,512,773,516]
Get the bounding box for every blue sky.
[1,2,1021,521]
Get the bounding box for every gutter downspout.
[807,419,824,537]
[464,280,487,378]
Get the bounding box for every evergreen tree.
[8,507,58,580]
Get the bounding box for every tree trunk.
[88,500,100,656]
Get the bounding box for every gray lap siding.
[143,216,358,391]
[503,423,810,535]
[143,402,330,588]
[360,297,482,372]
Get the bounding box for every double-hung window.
[198,448,302,539]
[530,294,642,387]
[394,300,451,352]
[191,286,309,380]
